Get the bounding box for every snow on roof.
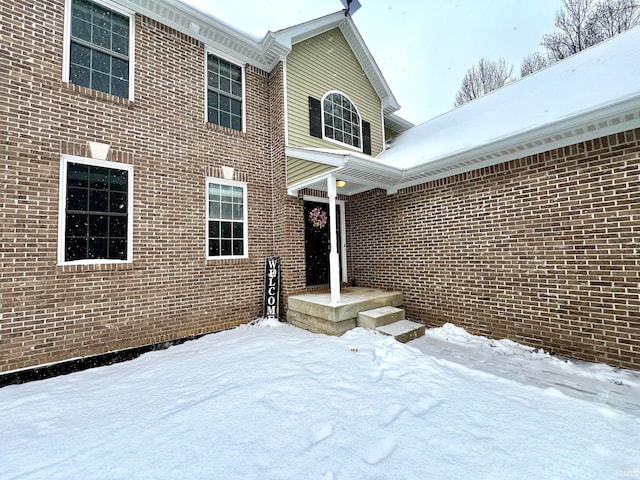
[378,26,640,170]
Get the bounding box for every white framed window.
[58,155,133,264]
[62,0,135,99]
[205,50,245,131]
[322,91,362,150]
[206,178,248,259]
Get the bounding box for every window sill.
[205,257,251,266]
[61,82,134,109]
[205,122,246,137]
[56,262,135,273]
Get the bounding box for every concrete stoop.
[358,306,425,343]
[287,289,404,336]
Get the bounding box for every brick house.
[1,0,638,377]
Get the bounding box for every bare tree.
[541,0,640,61]
[542,0,600,61]
[454,58,514,107]
[591,0,640,37]
[520,52,550,77]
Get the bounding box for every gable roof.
[288,26,640,196]
[273,12,400,115]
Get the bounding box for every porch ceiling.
[286,146,402,197]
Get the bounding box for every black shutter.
[362,120,371,155]
[308,97,322,138]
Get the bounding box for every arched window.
[323,92,361,149]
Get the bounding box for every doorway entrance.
[303,199,344,287]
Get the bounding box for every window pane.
[109,239,127,260]
[93,26,111,49]
[209,201,220,219]
[231,116,241,131]
[221,202,232,219]
[89,189,108,212]
[233,240,243,256]
[88,237,108,259]
[220,77,231,94]
[90,166,109,190]
[93,49,110,73]
[220,113,231,128]
[221,240,232,256]
[72,0,92,21]
[70,42,91,67]
[66,237,86,261]
[111,77,128,99]
[66,213,88,237]
[67,163,89,186]
[88,214,108,236]
[232,203,243,220]
[67,187,88,211]
[112,57,128,80]
[230,98,241,116]
[209,239,220,257]
[209,220,219,239]
[220,185,232,202]
[92,71,110,94]
[110,216,127,237]
[220,95,230,113]
[110,191,126,212]
[70,65,91,89]
[232,221,243,239]
[221,221,231,238]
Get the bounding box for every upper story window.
[206,178,248,259]
[64,0,135,99]
[58,155,133,264]
[206,52,244,131]
[323,92,361,149]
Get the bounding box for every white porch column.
[327,174,341,305]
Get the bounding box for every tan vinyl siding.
[286,28,383,156]
[287,158,337,186]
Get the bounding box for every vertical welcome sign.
[263,257,281,319]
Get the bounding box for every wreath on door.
[308,206,328,229]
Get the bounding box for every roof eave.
[387,95,640,193]
[116,0,290,70]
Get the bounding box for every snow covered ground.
[2,320,639,480]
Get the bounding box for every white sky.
[182,0,562,124]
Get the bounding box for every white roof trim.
[275,12,400,114]
[116,0,289,70]
[286,94,640,196]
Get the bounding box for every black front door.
[304,200,341,286]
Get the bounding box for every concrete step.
[357,306,405,329]
[376,320,425,343]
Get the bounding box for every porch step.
[376,320,425,343]
[357,306,405,329]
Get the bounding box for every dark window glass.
[64,161,129,262]
[69,0,130,98]
[207,53,243,131]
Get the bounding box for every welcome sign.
[264,257,281,319]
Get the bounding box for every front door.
[304,200,342,286]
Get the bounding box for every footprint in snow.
[302,422,334,450]
[409,397,442,417]
[362,438,397,464]
[379,404,405,426]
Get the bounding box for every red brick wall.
[349,130,640,369]
[1,1,277,371]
